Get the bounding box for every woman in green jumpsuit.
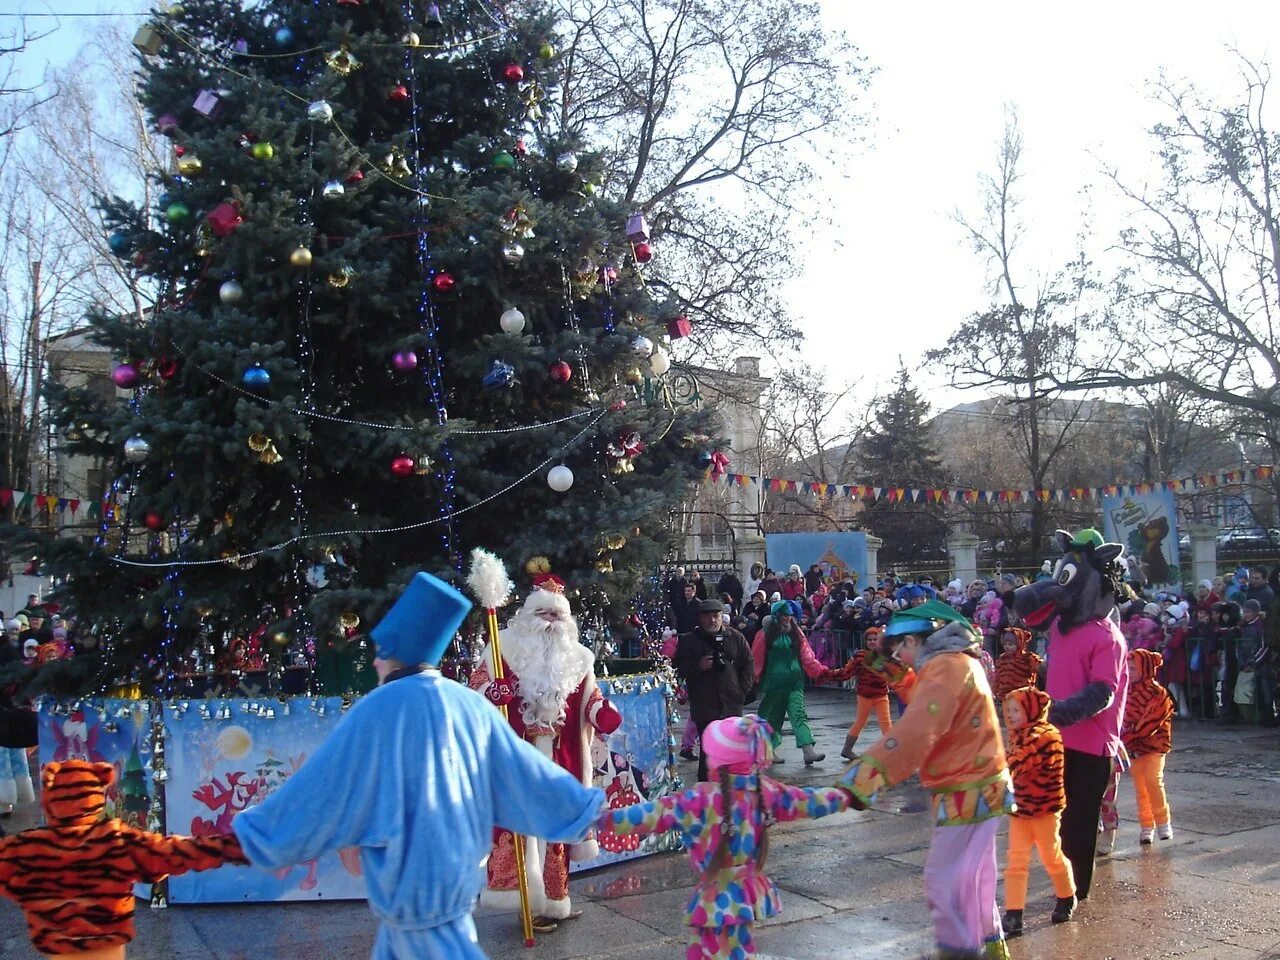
[751,601,832,765]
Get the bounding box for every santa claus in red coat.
[469,576,622,929]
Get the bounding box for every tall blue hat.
[370,572,472,665]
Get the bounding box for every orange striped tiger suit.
[1123,649,1175,830]
[993,628,1042,703]
[1001,686,1074,911]
[0,759,245,958]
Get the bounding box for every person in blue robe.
[232,572,605,959]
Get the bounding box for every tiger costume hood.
[41,759,114,826]
[1129,648,1163,682]
[1004,685,1051,730]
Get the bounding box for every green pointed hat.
[884,599,974,638]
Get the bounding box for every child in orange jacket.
[1123,648,1175,844]
[0,759,245,959]
[842,602,1013,960]
[993,628,1042,703]
[831,627,914,760]
[999,686,1076,939]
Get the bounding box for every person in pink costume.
[596,715,856,960]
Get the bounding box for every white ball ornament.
[500,307,526,334]
[547,465,574,492]
[630,335,654,357]
[219,280,244,304]
[649,346,671,376]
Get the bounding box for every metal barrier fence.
[806,628,860,687]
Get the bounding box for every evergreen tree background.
[36,0,718,695]
[858,365,950,567]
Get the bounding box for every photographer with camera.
[673,599,754,783]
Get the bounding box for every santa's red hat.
[532,573,566,594]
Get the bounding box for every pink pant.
[1099,757,1123,832]
[923,818,1004,953]
[682,719,699,751]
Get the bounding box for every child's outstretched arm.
[122,827,248,883]
[597,792,684,841]
[765,779,861,822]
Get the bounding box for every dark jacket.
[673,625,753,729]
[716,572,744,606]
[668,596,700,634]
[804,568,824,595]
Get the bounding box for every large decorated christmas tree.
[42,0,718,695]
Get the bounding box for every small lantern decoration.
[666,315,692,339]
[192,89,226,119]
[206,202,243,237]
[625,212,650,243]
[133,24,164,55]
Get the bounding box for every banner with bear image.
[162,697,366,903]
[1102,490,1180,587]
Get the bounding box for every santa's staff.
[467,548,536,949]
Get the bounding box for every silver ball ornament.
[219,280,244,304]
[322,180,345,199]
[499,307,526,334]
[556,152,579,173]
[502,242,525,265]
[630,335,654,357]
[547,465,574,492]
[307,100,334,123]
[123,436,151,463]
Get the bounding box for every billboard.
[765,532,868,585]
[1102,491,1180,587]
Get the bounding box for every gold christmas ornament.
[380,149,412,179]
[176,154,204,176]
[595,558,614,573]
[604,534,628,551]
[271,630,291,647]
[402,31,421,46]
[327,265,355,288]
[623,367,645,385]
[338,611,361,631]
[610,458,635,475]
[289,246,313,267]
[193,601,215,617]
[247,433,283,464]
[325,46,362,74]
[193,222,214,257]
[501,204,537,239]
[525,555,551,576]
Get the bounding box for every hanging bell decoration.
[247,433,283,464]
[325,46,362,74]
[380,149,411,179]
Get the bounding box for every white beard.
[501,597,593,729]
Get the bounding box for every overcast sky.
[11,0,1280,413]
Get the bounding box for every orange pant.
[1131,752,1170,828]
[1003,811,1075,910]
[847,695,892,741]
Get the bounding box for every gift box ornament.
[625,212,650,243]
[192,89,225,119]
[206,202,243,238]
[133,25,164,55]
[666,315,692,340]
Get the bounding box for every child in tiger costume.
[0,759,245,959]
[999,686,1076,939]
[1123,648,1175,844]
[993,628,1042,703]
[831,626,916,760]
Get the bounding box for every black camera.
[710,634,728,671]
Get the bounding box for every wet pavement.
[2,688,1279,959]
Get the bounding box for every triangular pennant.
[14,491,32,512]
[88,501,101,520]
[69,498,80,516]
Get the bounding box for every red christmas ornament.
[155,357,180,380]
[549,360,573,384]
[513,138,528,159]
[337,0,361,5]
[345,169,365,184]
[174,145,187,157]
[144,511,165,531]
[633,241,654,264]
[207,202,244,238]
[502,63,525,84]
[432,272,456,293]
[388,84,410,103]
[390,455,416,477]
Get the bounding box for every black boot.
[1001,909,1024,939]
[1052,895,1077,924]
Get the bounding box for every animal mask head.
[41,759,115,825]
[1012,529,1126,632]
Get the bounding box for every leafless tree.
[926,109,1098,559]
[550,0,866,356]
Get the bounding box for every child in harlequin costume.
[597,715,856,960]
[840,601,1013,960]
[993,628,1041,703]
[999,686,1076,939]
[1122,648,1175,844]
[0,759,245,959]
[232,572,606,960]
[829,626,915,760]
[751,601,834,765]
[1095,750,1129,856]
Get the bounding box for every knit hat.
[4,619,19,633]
[1000,573,1018,587]
[770,600,792,618]
[1143,602,1161,617]
[1197,579,1213,590]
[370,571,472,666]
[787,564,802,578]
[1168,602,1189,622]
[1003,685,1050,728]
[701,714,775,774]
[1244,598,1263,614]
[23,639,38,658]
